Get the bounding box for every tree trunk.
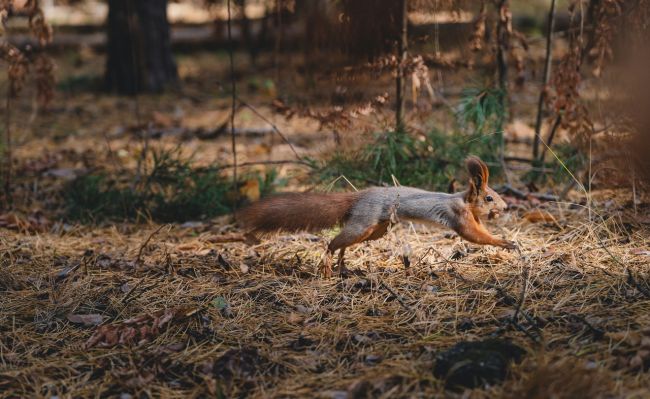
[105,0,178,94]
[395,0,408,131]
[532,0,557,160]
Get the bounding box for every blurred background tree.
[105,0,178,94]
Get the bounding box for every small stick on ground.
[512,248,530,323]
[532,0,557,160]
[215,159,314,171]
[379,280,413,313]
[135,224,169,265]
[226,0,238,205]
[627,268,650,299]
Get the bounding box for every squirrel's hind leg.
[336,247,347,276]
[325,221,390,277]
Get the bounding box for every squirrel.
[239,156,516,277]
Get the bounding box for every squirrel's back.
[238,192,361,233]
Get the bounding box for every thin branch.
[495,0,512,185]
[539,114,562,164]
[533,0,557,160]
[379,280,414,312]
[237,98,302,160]
[214,159,314,170]
[504,156,534,164]
[500,184,559,202]
[2,87,12,208]
[227,0,238,204]
[273,0,282,86]
[512,258,530,323]
[395,0,408,131]
[135,224,168,265]
[627,269,650,299]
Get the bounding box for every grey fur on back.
[348,187,465,230]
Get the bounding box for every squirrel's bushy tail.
[238,192,360,233]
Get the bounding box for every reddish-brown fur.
[238,156,514,277]
[238,192,360,233]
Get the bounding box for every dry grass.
[1,41,649,398]
[1,193,649,398]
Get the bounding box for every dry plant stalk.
[0,0,53,207]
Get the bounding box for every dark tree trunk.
[105,0,178,95]
[395,0,408,131]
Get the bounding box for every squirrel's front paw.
[500,240,518,250]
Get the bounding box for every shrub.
[64,148,277,223]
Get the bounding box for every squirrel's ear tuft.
[465,156,488,190]
[464,179,478,203]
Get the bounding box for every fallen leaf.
[217,254,232,270]
[239,178,260,202]
[287,312,304,325]
[213,347,276,381]
[43,168,85,180]
[631,248,650,256]
[205,233,250,244]
[523,209,557,224]
[197,248,213,256]
[180,221,204,229]
[177,243,201,251]
[505,119,535,141]
[152,110,175,128]
[67,313,104,326]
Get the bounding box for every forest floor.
[1,49,650,398]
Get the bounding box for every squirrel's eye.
[485,195,494,202]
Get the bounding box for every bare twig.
[120,278,146,304]
[214,159,314,171]
[227,0,238,203]
[135,224,168,265]
[2,87,11,207]
[379,280,413,312]
[539,114,562,164]
[533,0,557,160]
[395,0,408,131]
[512,257,530,322]
[273,0,282,85]
[627,269,650,299]
[504,156,534,164]
[495,0,511,185]
[238,98,302,160]
[500,184,559,202]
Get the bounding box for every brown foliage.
[0,0,53,103]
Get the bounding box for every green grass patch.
[321,128,500,191]
[320,85,505,191]
[64,148,280,223]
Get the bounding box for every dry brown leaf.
[177,243,201,251]
[523,209,558,224]
[240,179,261,202]
[205,233,249,244]
[607,331,642,346]
[287,312,304,325]
[630,248,650,256]
[151,111,175,128]
[67,313,104,326]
